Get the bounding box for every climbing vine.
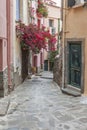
[16,22,57,53]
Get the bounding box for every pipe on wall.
[61,0,65,89]
[6,0,12,90]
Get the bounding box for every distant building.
[29,0,44,73]
[44,2,61,71]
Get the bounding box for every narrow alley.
[1,0,87,129]
[0,72,87,130]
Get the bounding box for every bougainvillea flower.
[16,22,57,53]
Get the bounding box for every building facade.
[0,0,61,97]
[0,0,33,90]
[14,0,30,84]
[44,2,61,71]
[62,0,87,95]
[31,0,44,73]
[0,0,14,97]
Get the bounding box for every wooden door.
[68,43,81,88]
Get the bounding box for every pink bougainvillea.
[16,22,57,53]
[29,7,35,18]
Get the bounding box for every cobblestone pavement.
[1,71,87,130]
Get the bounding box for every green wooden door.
[44,60,48,71]
[68,43,81,88]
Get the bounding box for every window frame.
[16,0,20,21]
[49,19,54,27]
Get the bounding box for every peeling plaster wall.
[12,0,22,86]
[0,0,7,38]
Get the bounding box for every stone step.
[61,87,81,97]
[40,76,53,79]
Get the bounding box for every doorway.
[68,43,81,89]
[21,49,29,81]
[44,60,48,71]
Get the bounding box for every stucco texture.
[63,4,87,94]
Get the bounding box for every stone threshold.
[40,76,53,79]
[61,86,81,97]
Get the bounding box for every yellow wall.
[63,4,87,94]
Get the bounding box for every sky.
[53,0,61,6]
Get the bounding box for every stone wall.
[0,68,8,97]
[0,65,16,97]
[53,55,62,87]
[13,71,22,87]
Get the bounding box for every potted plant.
[36,1,48,18]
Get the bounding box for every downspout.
[61,0,65,89]
[6,0,12,91]
[58,18,60,54]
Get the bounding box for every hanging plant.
[36,1,48,18]
[29,7,35,19]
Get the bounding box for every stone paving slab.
[0,96,10,116]
[1,72,87,129]
[40,71,53,79]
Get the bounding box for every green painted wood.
[44,60,48,71]
[68,43,81,88]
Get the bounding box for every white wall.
[23,0,28,24]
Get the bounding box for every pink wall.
[0,40,2,71]
[7,0,13,87]
[37,54,40,67]
[3,40,7,70]
[0,0,7,71]
[32,53,40,67]
[0,0,7,38]
[0,39,7,71]
[10,0,13,63]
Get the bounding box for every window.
[49,19,54,27]
[52,27,56,35]
[16,0,20,21]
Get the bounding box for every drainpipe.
[6,0,12,91]
[58,18,60,54]
[61,0,65,90]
